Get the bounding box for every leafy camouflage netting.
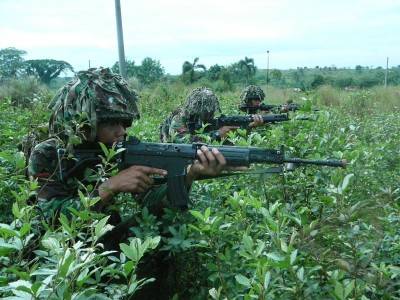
[48,67,140,141]
[240,85,265,104]
[182,87,221,119]
[19,123,49,160]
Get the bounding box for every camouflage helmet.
[48,67,140,142]
[182,87,221,119]
[240,85,265,104]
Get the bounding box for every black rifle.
[187,113,289,134]
[239,103,319,114]
[58,137,346,209]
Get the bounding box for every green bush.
[313,85,342,107]
[335,77,355,88]
[370,86,400,112]
[0,80,399,299]
[0,77,52,107]
[211,79,233,93]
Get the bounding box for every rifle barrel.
[262,114,289,122]
[284,158,347,168]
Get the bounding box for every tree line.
[1,47,400,90]
[0,47,73,85]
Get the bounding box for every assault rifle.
[187,113,289,134]
[239,103,319,114]
[58,137,346,209]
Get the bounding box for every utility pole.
[88,60,91,68]
[266,50,270,92]
[115,0,127,79]
[384,57,389,88]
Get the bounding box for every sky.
[0,0,399,75]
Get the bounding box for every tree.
[238,56,256,84]
[181,57,206,84]
[270,69,282,81]
[227,62,246,83]
[206,64,233,90]
[357,76,380,88]
[136,57,164,85]
[207,64,224,81]
[291,70,306,90]
[355,65,363,73]
[335,77,354,88]
[291,70,301,84]
[24,59,73,85]
[0,47,27,79]
[310,74,325,89]
[217,68,233,90]
[111,60,137,78]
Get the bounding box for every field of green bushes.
[0,79,399,299]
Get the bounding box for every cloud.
[0,28,115,49]
[0,0,398,73]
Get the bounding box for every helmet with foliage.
[240,85,265,104]
[182,87,221,120]
[48,67,140,142]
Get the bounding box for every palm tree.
[239,56,256,84]
[182,57,206,84]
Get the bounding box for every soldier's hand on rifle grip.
[249,114,264,128]
[218,126,239,138]
[98,166,167,203]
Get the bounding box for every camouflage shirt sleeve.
[168,115,192,143]
[168,115,223,143]
[28,138,82,219]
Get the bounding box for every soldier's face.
[249,99,261,107]
[96,121,128,144]
[199,111,214,121]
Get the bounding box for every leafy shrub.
[369,86,400,112]
[126,76,142,92]
[310,74,325,88]
[0,80,400,299]
[356,75,381,88]
[0,146,161,299]
[0,77,52,107]
[344,90,375,116]
[335,77,355,89]
[313,85,342,107]
[211,79,233,93]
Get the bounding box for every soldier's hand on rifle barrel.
[187,146,226,181]
[249,114,264,128]
[186,146,247,185]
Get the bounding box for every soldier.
[28,68,231,223]
[240,85,300,113]
[160,87,263,143]
[239,85,269,114]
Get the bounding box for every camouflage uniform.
[28,68,188,297]
[160,87,221,143]
[28,68,168,220]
